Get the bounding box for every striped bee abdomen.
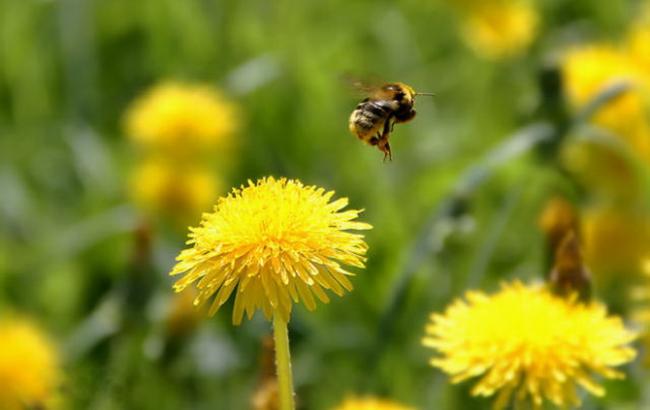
[348,99,394,141]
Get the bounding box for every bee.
[348,82,433,161]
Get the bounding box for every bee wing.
[340,73,388,99]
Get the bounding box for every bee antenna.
[415,92,435,97]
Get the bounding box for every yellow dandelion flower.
[170,177,372,325]
[583,207,650,278]
[460,2,539,60]
[332,397,416,410]
[124,81,238,154]
[562,46,641,113]
[561,45,650,160]
[129,159,221,221]
[0,317,61,410]
[422,281,636,410]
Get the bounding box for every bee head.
[382,82,416,104]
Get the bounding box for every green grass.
[0,0,648,409]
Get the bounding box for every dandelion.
[459,1,539,60]
[560,42,650,199]
[332,397,416,410]
[170,176,371,410]
[129,159,221,222]
[561,45,650,161]
[0,317,61,410]
[170,176,371,323]
[124,81,238,155]
[422,281,636,409]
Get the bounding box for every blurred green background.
[1,0,649,409]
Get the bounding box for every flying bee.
[348,81,433,161]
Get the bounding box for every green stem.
[273,313,295,410]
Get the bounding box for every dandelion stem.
[273,313,295,410]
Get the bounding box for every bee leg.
[383,141,392,161]
[369,136,379,146]
[378,137,392,161]
[379,118,393,161]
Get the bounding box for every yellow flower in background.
[129,159,221,221]
[562,45,650,161]
[583,207,650,278]
[0,317,61,410]
[422,281,636,410]
[562,46,640,112]
[332,397,415,410]
[460,1,539,60]
[124,82,238,154]
[170,177,372,324]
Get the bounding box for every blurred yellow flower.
[562,45,650,160]
[332,397,415,410]
[170,177,372,324]
[0,317,61,410]
[422,281,636,410]
[583,207,650,278]
[460,1,539,60]
[129,159,220,221]
[124,82,238,155]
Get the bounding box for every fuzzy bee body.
[348,82,421,161]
